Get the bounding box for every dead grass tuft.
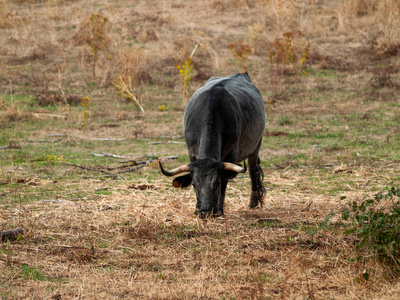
[0,0,8,28]
[33,93,82,106]
[337,0,400,57]
[0,105,35,122]
[247,22,268,55]
[117,48,151,86]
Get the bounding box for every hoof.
[249,191,262,208]
[194,210,223,218]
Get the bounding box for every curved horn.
[223,161,247,173]
[159,161,190,177]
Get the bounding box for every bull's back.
[184,73,265,162]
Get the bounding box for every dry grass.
[2,0,400,299]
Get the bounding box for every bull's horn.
[159,161,190,177]
[223,161,247,173]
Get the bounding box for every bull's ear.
[172,174,192,188]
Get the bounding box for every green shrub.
[320,184,400,273]
[342,185,400,266]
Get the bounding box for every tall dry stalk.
[112,76,145,113]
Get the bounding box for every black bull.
[160,73,266,218]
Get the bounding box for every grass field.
[2,0,400,299]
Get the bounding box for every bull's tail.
[257,158,266,207]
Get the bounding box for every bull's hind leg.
[248,143,266,208]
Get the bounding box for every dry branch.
[90,138,126,141]
[66,162,113,174]
[81,175,119,179]
[117,158,152,173]
[33,113,65,119]
[159,135,184,139]
[91,152,138,160]
[158,155,179,160]
[0,228,24,242]
[117,164,147,173]
[24,138,63,143]
[48,134,68,137]
[148,141,185,145]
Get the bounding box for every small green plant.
[81,96,90,127]
[87,13,110,79]
[228,40,252,72]
[342,185,400,265]
[267,31,309,92]
[278,115,292,126]
[21,264,45,281]
[47,155,67,164]
[176,58,193,106]
[319,184,400,277]
[3,65,20,106]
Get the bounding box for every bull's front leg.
[216,178,229,216]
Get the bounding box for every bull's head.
[159,159,246,218]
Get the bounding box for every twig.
[66,162,113,174]
[158,155,179,160]
[159,135,184,139]
[24,138,63,143]
[0,192,11,197]
[148,141,185,145]
[48,134,68,137]
[91,153,106,157]
[33,113,65,119]
[101,152,138,159]
[119,159,140,164]
[117,158,152,173]
[190,43,199,58]
[117,164,147,174]
[91,138,126,141]
[81,175,120,179]
[0,228,24,242]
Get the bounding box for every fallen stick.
[91,138,125,141]
[0,228,24,242]
[117,164,147,174]
[0,192,11,197]
[91,153,106,157]
[101,152,136,159]
[24,138,63,143]
[117,159,152,174]
[100,164,135,171]
[158,155,179,160]
[118,159,140,164]
[148,141,185,145]
[159,135,184,139]
[81,175,120,179]
[66,162,113,174]
[48,134,68,137]
[33,113,65,119]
